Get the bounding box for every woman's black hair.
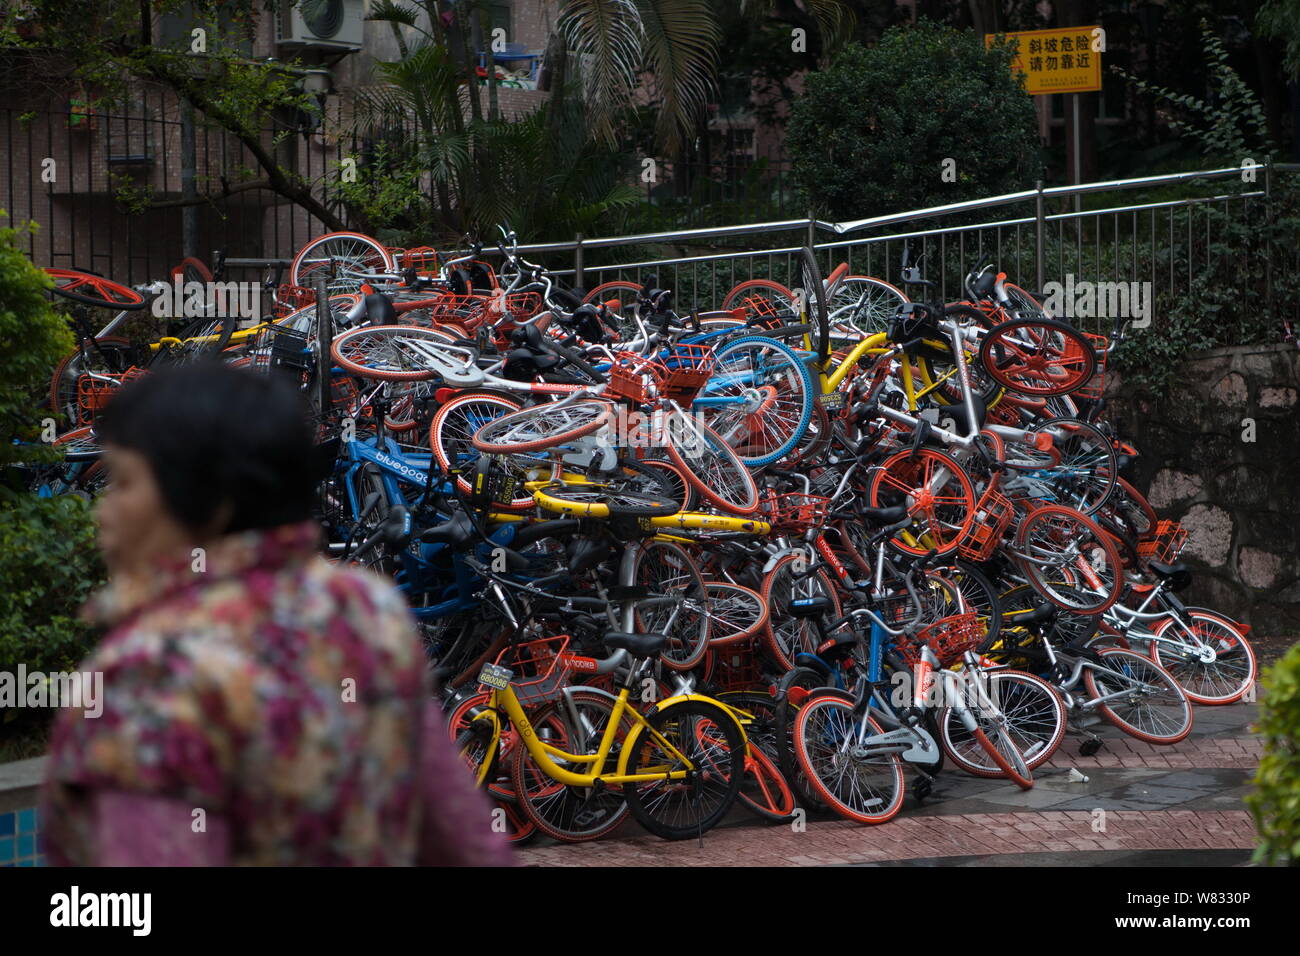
[96,362,317,535]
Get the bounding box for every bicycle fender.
[615,694,749,777]
[762,546,807,574]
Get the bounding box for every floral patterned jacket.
[41,521,512,866]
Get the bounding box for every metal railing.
[499,162,1297,340]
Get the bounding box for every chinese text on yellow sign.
[986,27,1102,95]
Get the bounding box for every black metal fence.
[0,91,358,286]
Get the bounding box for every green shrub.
[1248,642,1300,864]
[0,216,73,468]
[0,215,105,754]
[786,20,1040,222]
[0,488,104,676]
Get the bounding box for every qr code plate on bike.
[477,663,515,690]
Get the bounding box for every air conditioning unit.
[276,0,366,51]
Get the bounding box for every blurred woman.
[41,364,513,866]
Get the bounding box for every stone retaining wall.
[1108,343,1300,629]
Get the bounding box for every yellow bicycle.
[457,632,746,841]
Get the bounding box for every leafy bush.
[1248,642,1300,864]
[786,20,1040,222]
[0,217,73,468]
[0,215,104,753]
[0,488,104,677]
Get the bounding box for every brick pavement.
[516,809,1257,867]
[514,703,1264,867]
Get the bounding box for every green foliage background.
[786,20,1041,222]
[0,216,105,757]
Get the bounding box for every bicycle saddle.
[1147,560,1192,590]
[418,510,476,548]
[602,632,668,657]
[788,596,834,619]
[1006,602,1057,628]
[859,504,908,524]
[362,291,397,325]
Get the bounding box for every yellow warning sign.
[986,27,1103,95]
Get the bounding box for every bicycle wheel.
[45,269,147,310]
[1110,476,1158,541]
[331,324,477,382]
[1150,610,1257,705]
[760,553,843,671]
[793,696,906,825]
[696,334,814,467]
[938,669,1066,775]
[704,582,769,647]
[471,399,613,454]
[867,447,977,557]
[1002,283,1052,321]
[49,336,134,424]
[290,231,395,295]
[1028,417,1117,515]
[170,257,214,285]
[1015,505,1122,615]
[633,540,711,671]
[663,415,760,515]
[430,391,532,507]
[826,275,908,340]
[623,699,744,840]
[978,316,1097,397]
[773,672,842,810]
[446,692,519,804]
[509,690,633,842]
[1083,648,1194,744]
[582,280,643,341]
[153,314,238,366]
[720,279,799,327]
[797,246,830,364]
[639,457,697,512]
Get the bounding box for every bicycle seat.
[362,292,397,325]
[788,596,834,619]
[602,632,668,658]
[1006,603,1056,627]
[1147,560,1192,590]
[418,511,475,547]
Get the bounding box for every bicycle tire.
[1083,648,1194,744]
[793,695,906,825]
[1149,610,1257,705]
[797,247,830,365]
[937,669,1066,775]
[867,447,978,557]
[737,743,798,823]
[48,336,134,423]
[664,417,760,515]
[623,699,744,840]
[289,231,396,294]
[472,399,613,454]
[510,690,633,842]
[978,316,1097,397]
[1015,504,1122,615]
[698,334,814,467]
[633,539,711,671]
[331,324,472,382]
[45,269,147,310]
[430,391,532,508]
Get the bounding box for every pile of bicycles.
[28,229,1258,845]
